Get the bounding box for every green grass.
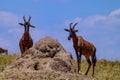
[74,60,120,80]
[0,54,18,72]
[0,55,120,80]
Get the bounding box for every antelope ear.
[64,29,70,32]
[75,30,78,32]
[30,24,35,28]
[19,23,24,26]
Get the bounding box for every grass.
[0,55,120,80]
[75,59,120,80]
[0,54,18,72]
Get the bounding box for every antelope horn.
[28,16,31,23]
[23,16,26,23]
[69,23,73,28]
[73,22,78,29]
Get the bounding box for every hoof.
[78,71,82,74]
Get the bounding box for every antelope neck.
[72,32,78,44]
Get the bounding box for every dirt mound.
[0,37,97,80]
[5,36,73,72]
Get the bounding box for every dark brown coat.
[19,16,35,55]
[19,31,33,54]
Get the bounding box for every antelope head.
[19,16,35,32]
[64,22,78,40]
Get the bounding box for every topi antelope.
[64,23,97,76]
[19,16,35,55]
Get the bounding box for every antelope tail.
[92,48,97,66]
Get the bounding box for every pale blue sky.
[0,0,120,60]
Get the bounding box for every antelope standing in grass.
[19,16,35,55]
[64,23,96,76]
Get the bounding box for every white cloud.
[64,9,120,60]
[0,11,21,53]
[78,9,120,29]
[0,11,21,39]
[0,11,19,27]
[81,15,106,26]
[0,8,120,60]
[74,17,82,23]
[0,38,10,48]
[109,9,120,16]
[8,28,23,38]
[64,17,82,26]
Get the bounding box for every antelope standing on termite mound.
[19,16,35,55]
[64,23,97,76]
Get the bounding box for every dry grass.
[0,54,18,72]
[0,55,120,80]
[73,59,120,80]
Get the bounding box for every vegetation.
[0,54,18,72]
[0,55,120,80]
[78,60,120,80]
